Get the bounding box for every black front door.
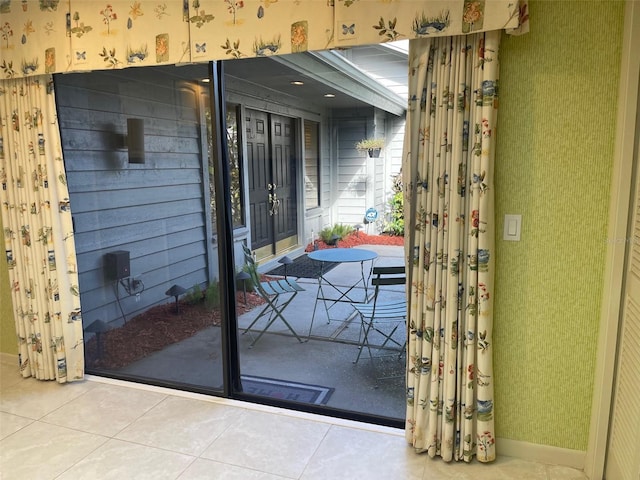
[246,109,298,259]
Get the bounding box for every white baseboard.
[497,437,585,470]
[0,352,18,365]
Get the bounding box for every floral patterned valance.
[0,0,525,79]
[334,0,521,45]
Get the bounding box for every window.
[304,120,320,209]
[208,103,245,231]
[226,105,244,228]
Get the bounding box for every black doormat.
[241,375,334,405]
[266,254,338,279]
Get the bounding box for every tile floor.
[1,357,588,480]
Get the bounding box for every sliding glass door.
[60,58,405,428]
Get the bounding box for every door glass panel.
[57,64,224,391]
[234,102,404,423]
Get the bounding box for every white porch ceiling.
[223,48,407,115]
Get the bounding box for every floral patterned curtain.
[0,0,522,79]
[403,30,500,462]
[0,75,84,382]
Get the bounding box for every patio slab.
[119,245,407,420]
[241,245,406,340]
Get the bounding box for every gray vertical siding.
[340,43,407,229]
[335,112,369,226]
[332,108,404,230]
[56,65,210,328]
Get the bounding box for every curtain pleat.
[404,30,499,462]
[0,75,84,382]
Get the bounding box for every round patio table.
[307,248,378,337]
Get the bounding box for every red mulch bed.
[86,234,403,370]
[305,232,404,251]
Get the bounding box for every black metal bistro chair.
[352,265,407,381]
[241,244,305,348]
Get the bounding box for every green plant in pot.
[355,138,385,157]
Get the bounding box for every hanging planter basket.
[356,138,385,158]
[367,148,381,158]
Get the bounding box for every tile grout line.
[84,374,406,437]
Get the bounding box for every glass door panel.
[227,59,405,422]
[58,63,224,391]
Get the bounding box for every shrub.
[204,281,220,310]
[239,263,259,291]
[184,284,203,305]
[384,192,404,235]
[383,171,404,236]
[319,224,354,244]
[183,282,221,310]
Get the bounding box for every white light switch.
[503,214,522,241]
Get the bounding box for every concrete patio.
[119,245,407,421]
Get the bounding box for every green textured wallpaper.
[494,1,624,450]
[0,214,17,355]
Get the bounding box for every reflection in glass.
[58,64,224,391]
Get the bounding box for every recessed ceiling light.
[291,80,304,85]
[324,93,336,98]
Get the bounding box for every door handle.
[268,184,280,215]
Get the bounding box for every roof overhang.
[223,49,407,116]
[274,51,407,116]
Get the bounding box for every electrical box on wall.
[105,250,130,280]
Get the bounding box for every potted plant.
[355,138,385,158]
